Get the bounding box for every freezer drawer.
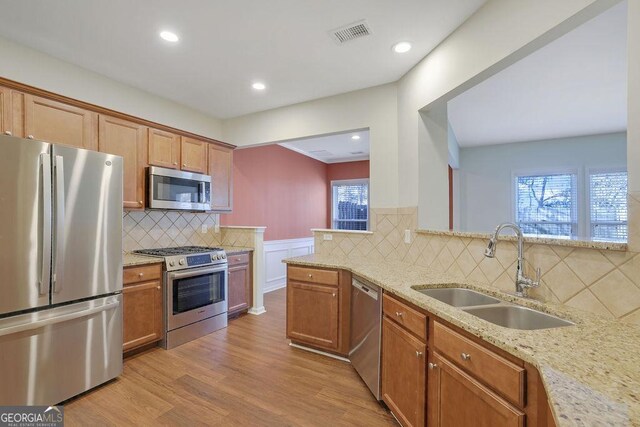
[0,294,123,405]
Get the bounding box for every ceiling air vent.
[350,151,365,155]
[309,150,332,156]
[329,20,372,44]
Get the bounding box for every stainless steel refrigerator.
[0,134,123,405]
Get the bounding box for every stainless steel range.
[134,246,228,349]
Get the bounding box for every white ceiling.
[0,0,485,119]
[448,1,627,148]
[279,130,370,164]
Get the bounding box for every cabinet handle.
[461,353,471,361]
[4,131,12,136]
[428,362,438,370]
[395,311,403,317]
[416,351,423,358]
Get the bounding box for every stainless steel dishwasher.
[349,276,382,400]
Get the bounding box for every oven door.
[166,265,227,331]
[148,167,211,211]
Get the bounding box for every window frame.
[586,166,628,242]
[511,168,580,239]
[331,178,370,231]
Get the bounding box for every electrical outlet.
[214,224,220,233]
[201,224,208,233]
[323,234,333,241]
[404,229,411,244]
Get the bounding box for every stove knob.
[169,261,175,267]
[221,253,226,259]
[179,259,186,266]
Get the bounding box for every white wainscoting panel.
[264,237,315,293]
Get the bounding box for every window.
[515,173,577,238]
[331,179,369,230]
[589,171,627,242]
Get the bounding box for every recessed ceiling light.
[351,135,361,140]
[252,82,266,90]
[160,31,179,43]
[393,42,412,53]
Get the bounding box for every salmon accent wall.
[220,145,328,241]
[326,160,370,228]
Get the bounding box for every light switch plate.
[201,224,208,233]
[404,229,411,244]
[323,234,333,241]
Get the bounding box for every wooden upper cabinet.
[208,144,233,211]
[0,86,11,135]
[382,316,426,427]
[181,136,208,173]
[98,115,147,210]
[148,128,180,169]
[24,94,97,150]
[428,353,525,427]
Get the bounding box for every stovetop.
[133,246,227,271]
[134,246,224,257]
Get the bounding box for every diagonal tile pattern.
[314,207,640,324]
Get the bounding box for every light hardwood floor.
[64,288,396,426]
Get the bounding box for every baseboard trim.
[248,306,267,315]
[289,342,350,363]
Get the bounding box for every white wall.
[263,238,314,293]
[457,132,627,233]
[629,0,640,194]
[397,0,621,226]
[222,83,398,208]
[0,36,222,139]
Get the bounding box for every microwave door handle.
[40,153,52,295]
[199,182,206,203]
[53,155,65,293]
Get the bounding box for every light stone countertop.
[284,253,640,427]
[123,252,163,267]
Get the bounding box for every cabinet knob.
[428,362,438,370]
[183,163,187,167]
[138,272,144,277]
[308,274,313,278]
[395,311,403,317]
[461,353,471,361]
[139,201,143,206]
[332,293,336,298]
[157,286,161,290]
[173,162,178,166]
[27,134,34,139]
[416,351,423,358]
[3,131,12,136]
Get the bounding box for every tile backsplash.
[123,210,220,252]
[314,207,640,325]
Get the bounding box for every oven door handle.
[167,265,227,281]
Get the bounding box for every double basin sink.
[414,287,573,330]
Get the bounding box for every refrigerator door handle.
[199,181,206,203]
[0,300,120,338]
[53,155,65,293]
[40,153,52,296]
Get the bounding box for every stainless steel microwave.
[148,166,211,211]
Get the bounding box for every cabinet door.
[24,94,97,150]
[286,281,339,350]
[208,144,233,211]
[148,128,180,169]
[181,136,207,173]
[428,353,525,427]
[381,317,426,427]
[98,115,147,210]
[0,86,11,134]
[228,262,251,316]
[122,280,163,352]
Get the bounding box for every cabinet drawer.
[383,294,427,341]
[288,266,339,286]
[433,322,525,407]
[228,252,250,266]
[124,264,162,285]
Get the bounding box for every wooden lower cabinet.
[227,251,252,317]
[287,281,340,350]
[381,316,426,427]
[123,264,163,353]
[428,352,525,427]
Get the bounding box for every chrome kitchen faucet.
[484,222,540,297]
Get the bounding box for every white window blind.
[332,179,369,231]
[515,173,577,238]
[589,171,627,242]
